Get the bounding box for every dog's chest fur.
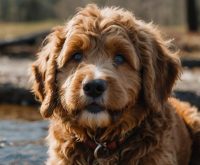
[71,146,133,165]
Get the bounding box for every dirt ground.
[0,57,33,89]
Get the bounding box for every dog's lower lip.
[85,103,104,113]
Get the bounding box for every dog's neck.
[78,124,144,159]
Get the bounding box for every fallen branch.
[0,30,49,48]
[181,59,200,68]
[0,83,38,106]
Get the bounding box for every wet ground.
[0,105,48,165]
[0,120,48,165]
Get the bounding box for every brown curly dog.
[31,4,200,165]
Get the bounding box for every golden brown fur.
[31,4,200,165]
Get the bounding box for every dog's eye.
[114,54,125,65]
[71,52,83,62]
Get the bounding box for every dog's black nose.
[83,79,107,98]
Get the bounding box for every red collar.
[82,137,126,159]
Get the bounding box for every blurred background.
[0,0,200,164]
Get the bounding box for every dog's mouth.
[85,103,104,114]
[78,103,125,128]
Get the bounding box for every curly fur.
[31,4,200,165]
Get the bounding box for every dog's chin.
[78,104,111,129]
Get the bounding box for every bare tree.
[186,0,198,31]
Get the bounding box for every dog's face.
[57,22,141,128]
[32,5,180,132]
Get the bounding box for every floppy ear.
[132,23,181,111]
[31,26,65,118]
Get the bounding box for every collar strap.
[80,126,142,159]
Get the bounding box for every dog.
[31,4,200,165]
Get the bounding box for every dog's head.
[32,4,180,132]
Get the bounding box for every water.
[0,120,48,165]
